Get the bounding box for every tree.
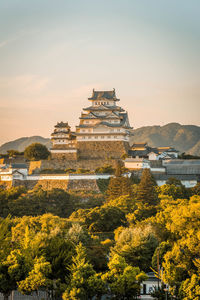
[0,250,26,300]
[24,143,50,161]
[106,163,132,200]
[136,169,158,206]
[63,243,105,300]
[112,225,158,272]
[102,254,147,299]
[18,256,52,299]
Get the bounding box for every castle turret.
[50,121,77,160]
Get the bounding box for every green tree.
[112,225,158,272]
[136,168,158,206]
[18,256,51,298]
[102,254,147,299]
[0,250,26,300]
[106,165,132,200]
[63,243,105,300]
[24,143,50,161]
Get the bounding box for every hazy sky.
[0,0,200,145]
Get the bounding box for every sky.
[0,0,200,145]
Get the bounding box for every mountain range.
[0,123,200,156]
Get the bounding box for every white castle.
[50,89,134,160]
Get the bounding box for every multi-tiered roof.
[76,89,133,141]
[51,122,76,150]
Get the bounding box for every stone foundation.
[77,141,130,159]
[7,179,99,192]
[51,152,78,161]
[29,158,118,174]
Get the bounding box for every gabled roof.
[55,121,70,128]
[88,89,119,101]
[131,143,148,149]
[83,105,123,111]
[12,170,25,176]
[51,131,70,135]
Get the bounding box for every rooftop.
[55,121,70,128]
[88,89,119,101]
[10,163,27,169]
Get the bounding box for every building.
[124,158,200,188]
[50,121,77,160]
[76,89,134,159]
[141,272,161,300]
[50,89,134,160]
[128,143,179,160]
[0,163,28,182]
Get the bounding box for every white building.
[76,89,134,142]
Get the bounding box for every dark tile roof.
[153,174,198,181]
[10,163,27,169]
[51,131,70,135]
[128,150,150,157]
[131,143,148,148]
[55,121,70,128]
[83,105,123,111]
[88,89,119,101]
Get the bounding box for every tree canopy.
[24,143,50,161]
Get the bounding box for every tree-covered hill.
[0,136,51,154]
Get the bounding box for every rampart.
[5,174,111,191]
[77,141,130,159]
[29,158,118,174]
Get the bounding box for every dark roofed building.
[88,88,119,101]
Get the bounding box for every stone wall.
[51,152,77,161]
[67,179,99,191]
[29,158,118,174]
[77,141,130,159]
[28,161,42,175]
[12,178,99,191]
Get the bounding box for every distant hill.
[0,123,200,155]
[0,136,51,154]
[130,123,200,156]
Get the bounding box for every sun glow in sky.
[0,0,199,145]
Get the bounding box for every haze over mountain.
[0,136,51,154]
[0,123,200,156]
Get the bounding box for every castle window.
[101,136,104,139]
[95,136,98,139]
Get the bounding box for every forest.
[0,166,200,300]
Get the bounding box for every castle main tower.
[76,89,133,159]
